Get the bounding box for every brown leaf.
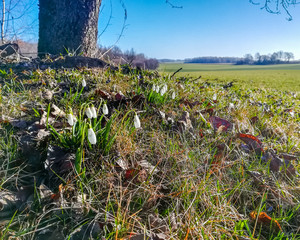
[238,133,263,155]
[250,211,281,232]
[250,116,259,124]
[209,116,233,132]
[177,111,193,132]
[95,89,111,100]
[115,91,126,101]
[181,99,201,109]
[132,94,145,105]
[264,150,297,176]
[279,153,298,161]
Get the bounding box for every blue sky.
[9,0,300,59]
[98,0,300,59]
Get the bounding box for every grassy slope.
[159,63,300,91]
[0,65,299,239]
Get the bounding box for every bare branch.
[250,0,300,20]
[165,0,183,9]
[98,0,128,59]
[98,0,113,38]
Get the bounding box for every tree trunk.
[38,0,101,57]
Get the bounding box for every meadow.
[159,63,300,92]
[0,63,299,239]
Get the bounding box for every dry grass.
[0,65,299,239]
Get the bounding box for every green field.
[159,63,300,91]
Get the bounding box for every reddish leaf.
[199,129,204,138]
[125,169,139,180]
[95,89,111,100]
[238,133,263,154]
[250,211,282,232]
[115,91,126,101]
[209,116,233,132]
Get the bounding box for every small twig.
[170,67,182,78]
[166,0,183,9]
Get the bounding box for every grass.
[159,63,300,91]
[0,63,299,239]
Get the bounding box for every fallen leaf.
[278,153,298,161]
[116,157,129,171]
[250,116,259,124]
[209,116,233,133]
[51,104,66,118]
[238,133,263,155]
[95,89,111,100]
[131,94,145,105]
[42,89,54,101]
[250,211,281,232]
[177,111,193,132]
[181,99,201,109]
[138,160,158,174]
[115,91,126,101]
[125,169,139,180]
[263,150,297,177]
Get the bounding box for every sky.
[7,0,300,60]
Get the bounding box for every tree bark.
[38,0,101,57]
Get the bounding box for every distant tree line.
[184,57,242,64]
[96,46,159,70]
[236,51,295,65]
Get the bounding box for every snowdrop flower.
[85,107,93,119]
[102,103,109,115]
[88,128,97,145]
[155,85,160,93]
[290,110,295,117]
[82,78,87,87]
[91,106,97,118]
[134,114,141,128]
[67,114,74,126]
[172,91,176,99]
[160,84,167,96]
[152,84,156,91]
[73,116,77,123]
[213,93,217,101]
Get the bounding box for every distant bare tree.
[0,0,37,43]
[250,0,300,20]
[284,52,294,62]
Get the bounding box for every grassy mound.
[0,66,299,239]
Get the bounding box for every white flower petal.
[88,128,97,145]
[85,107,93,119]
[134,114,141,128]
[172,92,176,99]
[82,78,87,87]
[213,94,217,101]
[155,86,160,93]
[67,114,74,126]
[91,106,97,118]
[102,104,109,115]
